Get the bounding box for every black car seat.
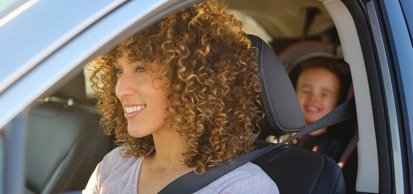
[278,39,358,193]
[248,34,347,194]
[25,71,112,194]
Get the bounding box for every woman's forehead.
[114,53,151,66]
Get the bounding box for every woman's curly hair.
[90,0,262,174]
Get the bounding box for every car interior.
[2,0,412,193]
[25,73,113,194]
[21,0,363,193]
[23,32,354,194]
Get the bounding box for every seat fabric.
[253,146,346,194]
[25,72,112,194]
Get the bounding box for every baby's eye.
[299,89,310,95]
[135,66,145,73]
[321,92,331,98]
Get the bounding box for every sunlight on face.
[114,55,170,138]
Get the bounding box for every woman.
[83,1,278,193]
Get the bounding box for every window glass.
[84,65,96,98]
[0,0,28,19]
[400,0,413,45]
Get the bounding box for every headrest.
[53,71,89,104]
[248,34,306,136]
[278,40,343,73]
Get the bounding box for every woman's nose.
[115,73,135,99]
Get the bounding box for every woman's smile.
[123,104,147,119]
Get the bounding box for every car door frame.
[325,0,413,193]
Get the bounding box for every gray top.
[83,147,279,194]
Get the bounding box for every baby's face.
[296,67,340,125]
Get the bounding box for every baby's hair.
[289,56,352,104]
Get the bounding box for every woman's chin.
[127,127,151,138]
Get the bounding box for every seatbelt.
[159,98,356,194]
[338,131,359,168]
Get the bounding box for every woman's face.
[115,55,169,138]
[296,67,340,125]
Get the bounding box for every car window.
[0,0,28,19]
[400,0,412,44]
[84,67,94,98]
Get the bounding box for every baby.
[289,56,353,161]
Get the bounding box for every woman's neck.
[149,129,190,167]
[138,131,193,194]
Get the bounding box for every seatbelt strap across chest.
[158,98,356,194]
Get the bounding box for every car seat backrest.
[26,71,112,194]
[248,35,306,138]
[278,39,357,193]
[248,34,346,194]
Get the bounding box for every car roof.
[226,0,334,39]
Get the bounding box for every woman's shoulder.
[83,147,144,193]
[98,146,141,173]
[101,147,127,163]
[102,146,123,161]
[196,162,279,194]
[228,162,271,177]
[228,162,278,187]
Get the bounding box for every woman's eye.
[135,66,145,73]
